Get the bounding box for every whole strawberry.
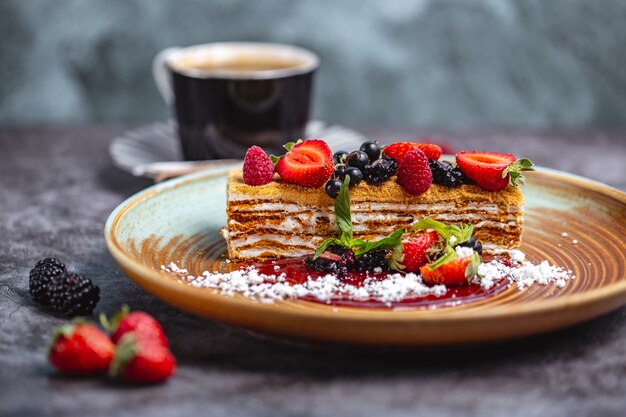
[401,231,441,272]
[102,306,169,348]
[110,333,176,384]
[243,145,274,186]
[49,322,115,374]
[396,149,433,195]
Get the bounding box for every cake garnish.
[272,139,334,188]
[396,149,433,195]
[242,145,275,186]
[456,151,535,191]
[313,176,405,261]
[383,142,442,162]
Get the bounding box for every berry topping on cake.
[275,140,334,188]
[363,158,398,184]
[345,150,370,170]
[399,231,441,273]
[243,146,274,185]
[396,149,433,195]
[383,142,442,162]
[344,166,364,186]
[429,159,473,187]
[333,150,349,164]
[359,141,382,161]
[383,142,417,163]
[456,151,534,191]
[414,143,442,160]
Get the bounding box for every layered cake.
[222,140,531,263]
[223,170,523,260]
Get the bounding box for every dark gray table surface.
[1,126,626,417]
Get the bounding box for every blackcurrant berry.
[346,151,369,170]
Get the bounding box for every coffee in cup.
[153,42,319,160]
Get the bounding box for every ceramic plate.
[109,120,365,178]
[104,167,626,346]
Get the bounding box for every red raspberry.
[243,146,274,185]
[396,149,432,195]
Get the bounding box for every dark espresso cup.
[153,42,319,160]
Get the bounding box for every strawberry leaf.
[503,158,535,187]
[269,154,281,165]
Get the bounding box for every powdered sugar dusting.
[162,250,574,305]
[477,252,575,290]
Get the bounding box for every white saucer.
[110,120,365,178]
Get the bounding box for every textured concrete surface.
[1,126,626,417]
[2,0,626,129]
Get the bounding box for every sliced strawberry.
[275,140,333,188]
[456,151,516,191]
[414,143,442,160]
[383,142,419,163]
[420,257,471,286]
[401,231,441,272]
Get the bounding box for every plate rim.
[104,166,626,324]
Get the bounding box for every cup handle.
[152,47,180,105]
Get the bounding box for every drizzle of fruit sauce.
[248,254,511,309]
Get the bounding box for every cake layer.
[222,170,524,260]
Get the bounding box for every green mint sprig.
[313,176,405,260]
[503,158,535,187]
[411,218,482,279]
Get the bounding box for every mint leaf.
[465,251,483,281]
[313,238,340,260]
[335,176,353,240]
[352,228,405,256]
[411,219,452,241]
[427,246,458,271]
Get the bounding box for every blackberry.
[48,272,100,316]
[304,245,355,275]
[363,158,398,184]
[353,250,389,272]
[29,258,66,306]
[429,159,473,187]
[458,236,483,255]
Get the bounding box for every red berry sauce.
[248,254,509,309]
